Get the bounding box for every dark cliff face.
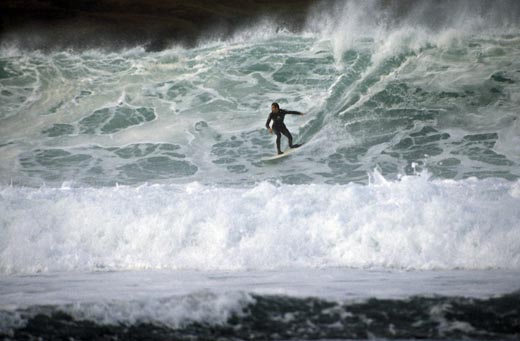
[0,0,318,51]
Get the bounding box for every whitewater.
[1,173,520,274]
[1,0,520,339]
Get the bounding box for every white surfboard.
[262,144,303,161]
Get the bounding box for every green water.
[0,32,519,186]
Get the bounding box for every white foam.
[63,291,252,328]
[1,171,519,274]
[0,286,253,334]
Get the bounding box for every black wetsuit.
[265,109,303,154]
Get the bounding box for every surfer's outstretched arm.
[283,109,304,116]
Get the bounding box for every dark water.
[4,293,519,340]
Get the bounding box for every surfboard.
[262,144,303,161]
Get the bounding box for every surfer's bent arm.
[265,113,273,129]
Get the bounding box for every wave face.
[1,1,520,187]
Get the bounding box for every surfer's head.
[271,102,280,113]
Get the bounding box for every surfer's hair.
[271,102,279,109]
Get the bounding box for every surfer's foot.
[277,151,283,155]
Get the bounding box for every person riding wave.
[265,102,304,155]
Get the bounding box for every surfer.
[265,102,304,155]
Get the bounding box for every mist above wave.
[2,0,520,52]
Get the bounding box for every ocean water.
[1,0,520,339]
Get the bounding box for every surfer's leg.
[274,129,282,154]
[281,126,293,148]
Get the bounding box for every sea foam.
[1,171,519,274]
